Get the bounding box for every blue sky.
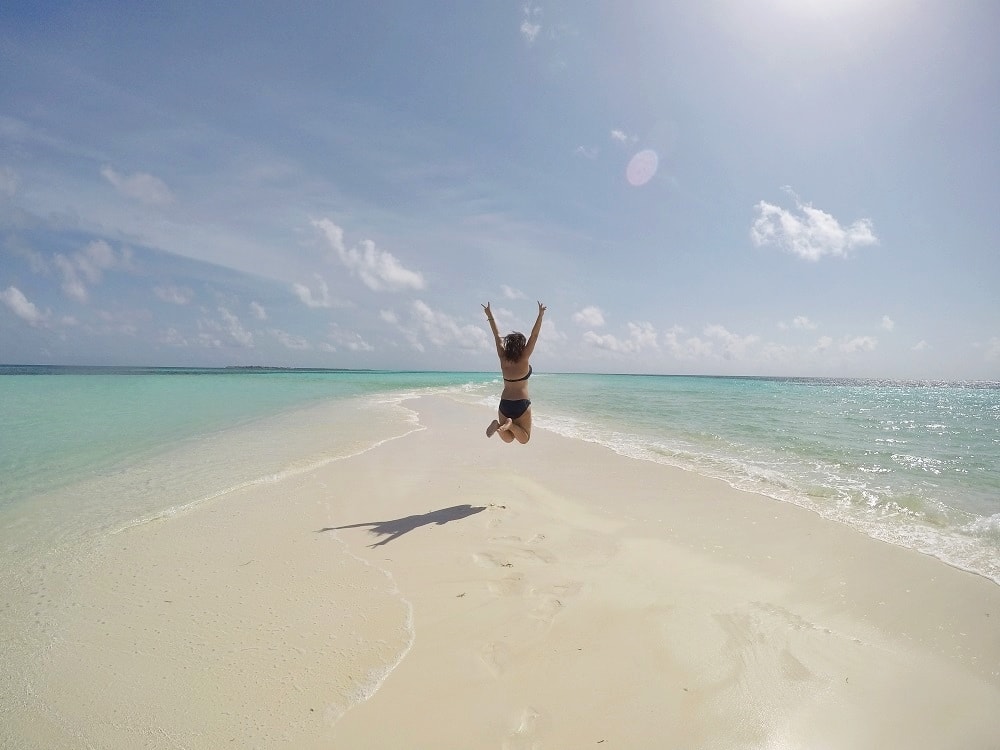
[1,1,998,378]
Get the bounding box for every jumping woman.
[482,300,546,444]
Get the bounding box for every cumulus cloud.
[154,285,194,305]
[1,285,47,326]
[751,188,878,261]
[812,336,833,353]
[704,324,761,360]
[778,315,817,331]
[572,305,605,327]
[912,340,930,352]
[160,327,188,347]
[218,307,254,347]
[840,335,877,353]
[101,166,174,206]
[610,129,637,144]
[583,321,657,353]
[661,325,763,361]
[270,328,310,350]
[55,239,131,302]
[197,307,253,348]
[387,300,488,352]
[881,315,895,332]
[250,301,267,321]
[293,274,339,309]
[501,284,525,300]
[663,326,713,360]
[520,3,541,43]
[313,218,424,292]
[327,324,373,352]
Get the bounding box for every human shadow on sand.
[317,504,487,547]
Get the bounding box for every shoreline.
[538,414,1000,590]
[3,394,998,748]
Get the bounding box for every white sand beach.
[6,395,1000,748]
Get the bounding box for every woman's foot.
[486,418,513,438]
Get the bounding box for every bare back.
[499,358,532,400]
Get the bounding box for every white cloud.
[380,309,399,325]
[210,307,254,347]
[55,255,87,302]
[574,145,599,159]
[520,4,542,43]
[160,327,188,347]
[250,301,267,321]
[663,326,713,360]
[812,336,833,353]
[583,321,657,353]
[154,285,193,305]
[195,331,224,349]
[95,308,139,337]
[703,324,760,360]
[101,166,174,206]
[293,274,338,309]
[627,321,658,349]
[750,189,878,261]
[220,307,254,347]
[582,331,623,352]
[501,284,525,300]
[270,328,310,350]
[313,218,424,292]
[404,300,490,351]
[327,324,373,352]
[572,305,605,327]
[792,315,817,330]
[1,285,48,326]
[610,129,637,144]
[55,240,130,303]
[912,340,930,352]
[840,335,877,353]
[881,315,895,332]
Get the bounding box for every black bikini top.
[503,365,532,382]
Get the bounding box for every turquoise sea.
[1,366,998,586]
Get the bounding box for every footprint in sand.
[487,573,526,597]
[519,547,556,564]
[528,582,582,625]
[479,640,509,677]
[472,552,510,568]
[530,596,564,624]
[503,706,544,750]
[489,534,525,544]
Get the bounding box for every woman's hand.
[482,302,493,318]
[537,301,547,315]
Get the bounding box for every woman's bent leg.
[495,414,516,442]
[508,410,531,444]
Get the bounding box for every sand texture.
[4,395,999,748]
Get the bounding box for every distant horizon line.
[1,363,997,386]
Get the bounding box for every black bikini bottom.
[498,398,531,420]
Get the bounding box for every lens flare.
[626,149,658,187]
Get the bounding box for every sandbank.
[5,395,999,748]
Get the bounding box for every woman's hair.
[502,332,526,361]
